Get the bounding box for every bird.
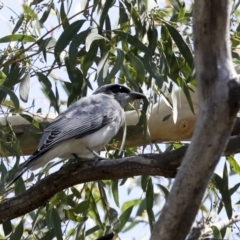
[6,83,146,187]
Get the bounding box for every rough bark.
[151,1,240,240]
[1,134,240,224]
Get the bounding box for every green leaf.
[81,41,99,75]
[12,15,24,34]
[115,31,151,56]
[229,182,240,196]
[60,2,69,29]
[211,225,222,239]
[227,155,240,175]
[3,220,12,236]
[36,72,59,113]
[105,49,124,83]
[19,73,30,103]
[0,34,36,43]
[50,208,63,240]
[20,113,41,129]
[40,3,52,24]
[97,51,109,86]
[36,72,52,91]
[168,0,182,11]
[38,37,57,62]
[142,55,164,88]
[165,23,193,68]
[10,220,23,240]
[0,70,6,84]
[178,80,195,114]
[99,0,114,29]
[75,200,89,214]
[85,225,100,236]
[69,29,91,68]
[122,199,141,212]
[41,230,55,240]
[85,185,104,229]
[118,206,133,232]
[0,86,19,111]
[54,20,86,64]
[146,177,155,231]
[157,184,169,197]
[85,32,106,52]
[109,207,118,224]
[126,52,145,83]
[213,172,232,219]
[147,26,158,55]
[32,206,44,231]
[111,179,119,207]
[141,175,149,192]
[71,186,81,198]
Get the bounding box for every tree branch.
[0,149,183,223]
[1,134,240,224]
[151,1,240,239]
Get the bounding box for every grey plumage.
[6,84,145,187]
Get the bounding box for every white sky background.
[1,0,240,239]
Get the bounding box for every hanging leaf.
[213,172,232,219]
[60,2,69,29]
[211,225,222,239]
[227,155,240,175]
[40,3,52,24]
[97,51,109,86]
[0,34,36,43]
[69,29,91,68]
[105,49,125,83]
[12,15,24,34]
[142,55,164,88]
[146,177,155,231]
[19,73,30,103]
[54,20,86,64]
[85,32,107,52]
[50,208,63,240]
[99,0,114,29]
[2,220,12,236]
[115,31,151,56]
[0,86,19,110]
[9,220,23,240]
[118,206,133,232]
[165,23,193,68]
[111,179,119,207]
[168,0,182,12]
[126,52,145,84]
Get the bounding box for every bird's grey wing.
[33,95,121,159]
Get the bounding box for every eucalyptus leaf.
[19,73,30,103]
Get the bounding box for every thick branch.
[0,149,183,223]
[1,134,240,224]
[151,1,240,240]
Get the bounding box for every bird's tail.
[5,153,40,188]
[5,166,28,188]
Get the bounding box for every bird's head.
[93,84,146,108]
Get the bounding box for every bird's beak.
[129,91,146,100]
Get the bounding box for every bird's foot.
[86,147,109,163]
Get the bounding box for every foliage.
[0,0,240,239]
